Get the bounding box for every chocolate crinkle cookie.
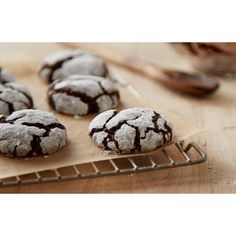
[0,82,34,116]
[0,109,67,157]
[89,107,173,154]
[0,67,15,84]
[48,74,120,116]
[39,49,108,83]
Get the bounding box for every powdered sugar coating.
[0,82,33,115]
[39,49,108,83]
[0,67,15,84]
[0,109,67,157]
[48,75,120,115]
[89,107,173,154]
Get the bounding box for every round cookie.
[39,49,108,83]
[0,109,67,157]
[0,82,34,115]
[48,74,120,116]
[89,107,173,154]
[0,67,15,84]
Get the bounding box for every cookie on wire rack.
[89,107,173,154]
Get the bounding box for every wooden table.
[0,43,235,193]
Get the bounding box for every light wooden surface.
[0,43,236,193]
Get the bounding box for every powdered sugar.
[0,109,67,157]
[48,75,120,115]
[89,107,173,154]
[39,49,108,83]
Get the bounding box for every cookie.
[48,74,120,116]
[0,82,34,115]
[0,109,67,157]
[89,107,173,154]
[39,49,108,83]
[0,67,15,84]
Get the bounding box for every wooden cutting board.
[0,43,236,193]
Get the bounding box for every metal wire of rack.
[0,70,207,187]
[0,141,207,187]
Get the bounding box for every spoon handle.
[59,43,219,96]
[110,56,219,96]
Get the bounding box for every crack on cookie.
[141,111,172,144]
[89,110,118,136]
[48,88,100,113]
[39,56,74,83]
[100,121,141,153]
[90,110,119,150]
[90,110,172,153]
[48,79,119,114]
[143,124,171,143]
[130,125,141,152]
[40,52,109,83]
[97,81,120,107]
[13,144,18,156]
[164,121,172,141]
[0,111,67,157]
[27,135,43,156]
[90,113,143,153]
[104,110,119,127]
[5,84,34,108]
[21,122,66,136]
[20,122,65,156]
[0,97,14,114]
[1,121,66,156]
[0,85,33,115]
[7,114,27,124]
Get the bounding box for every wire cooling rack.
[0,72,207,187]
[0,141,207,187]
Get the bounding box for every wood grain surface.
[0,43,235,193]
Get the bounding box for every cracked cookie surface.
[89,107,173,154]
[0,82,34,115]
[48,74,120,115]
[39,49,108,83]
[0,67,15,84]
[0,109,67,157]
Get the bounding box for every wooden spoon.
[58,43,220,97]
